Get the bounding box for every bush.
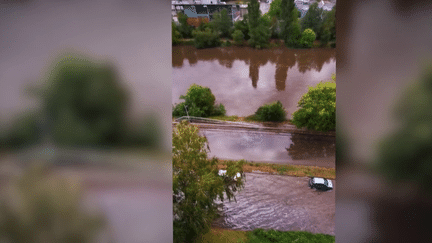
[234,16,249,40]
[192,27,221,49]
[177,12,193,38]
[254,101,287,122]
[172,84,226,117]
[232,29,244,46]
[43,54,128,147]
[173,121,244,243]
[248,17,271,49]
[0,163,105,243]
[291,80,336,132]
[299,28,316,48]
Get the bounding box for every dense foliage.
[212,9,233,38]
[291,79,336,132]
[247,0,270,49]
[172,21,181,45]
[0,163,105,243]
[299,28,316,48]
[192,27,221,49]
[280,0,301,47]
[247,229,335,243]
[254,101,287,122]
[378,68,432,191]
[300,3,323,36]
[232,29,245,45]
[177,12,193,38]
[173,121,244,243]
[320,6,336,45]
[172,84,226,117]
[1,111,42,150]
[234,14,250,40]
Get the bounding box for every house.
[172,1,240,23]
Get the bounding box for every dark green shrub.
[232,29,245,45]
[174,84,226,118]
[234,15,249,40]
[291,81,336,132]
[212,103,226,116]
[192,28,221,49]
[248,17,271,49]
[254,101,287,122]
[172,102,187,117]
[212,9,233,38]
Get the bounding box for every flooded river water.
[172,46,336,118]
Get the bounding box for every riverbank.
[217,159,335,179]
[172,118,336,137]
[175,38,335,49]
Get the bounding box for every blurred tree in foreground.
[173,121,244,243]
[378,67,432,191]
[43,54,128,147]
[0,163,105,243]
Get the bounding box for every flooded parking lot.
[214,173,335,236]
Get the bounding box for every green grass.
[195,228,335,243]
[217,159,335,180]
[209,115,240,122]
[248,229,335,243]
[195,228,248,243]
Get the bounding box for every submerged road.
[173,121,336,168]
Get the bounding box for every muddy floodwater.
[172,46,336,118]
[200,128,335,168]
[214,173,335,236]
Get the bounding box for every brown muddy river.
[172,46,336,118]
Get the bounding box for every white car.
[219,170,241,181]
[308,177,333,191]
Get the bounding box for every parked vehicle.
[308,177,333,191]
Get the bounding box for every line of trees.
[172,0,336,49]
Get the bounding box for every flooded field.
[172,46,336,118]
[200,128,335,168]
[214,173,335,236]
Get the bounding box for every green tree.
[320,6,335,44]
[43,54,128,147]
[173,121,244,243]
[299,28,316,48]
[192,27,221,49]
[291,80,336,132]
[247,0,261,31]
[378,68,432,192]
[280,0,301,47]
[300,3,323,36]
[172,21,181,45]
[234,14,250,40]
[232,29,245,45]
[172,84,226,117]
[212,9,233,38]
[248,16,271,49]
[177,12,193,38]
[267,0,282,20]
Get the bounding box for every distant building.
[172,2,240,22]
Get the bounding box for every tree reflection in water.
[286,133,335,160]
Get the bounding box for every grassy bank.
[174,38,335,49]
[196,227,335,243]
[217,159,335,179]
